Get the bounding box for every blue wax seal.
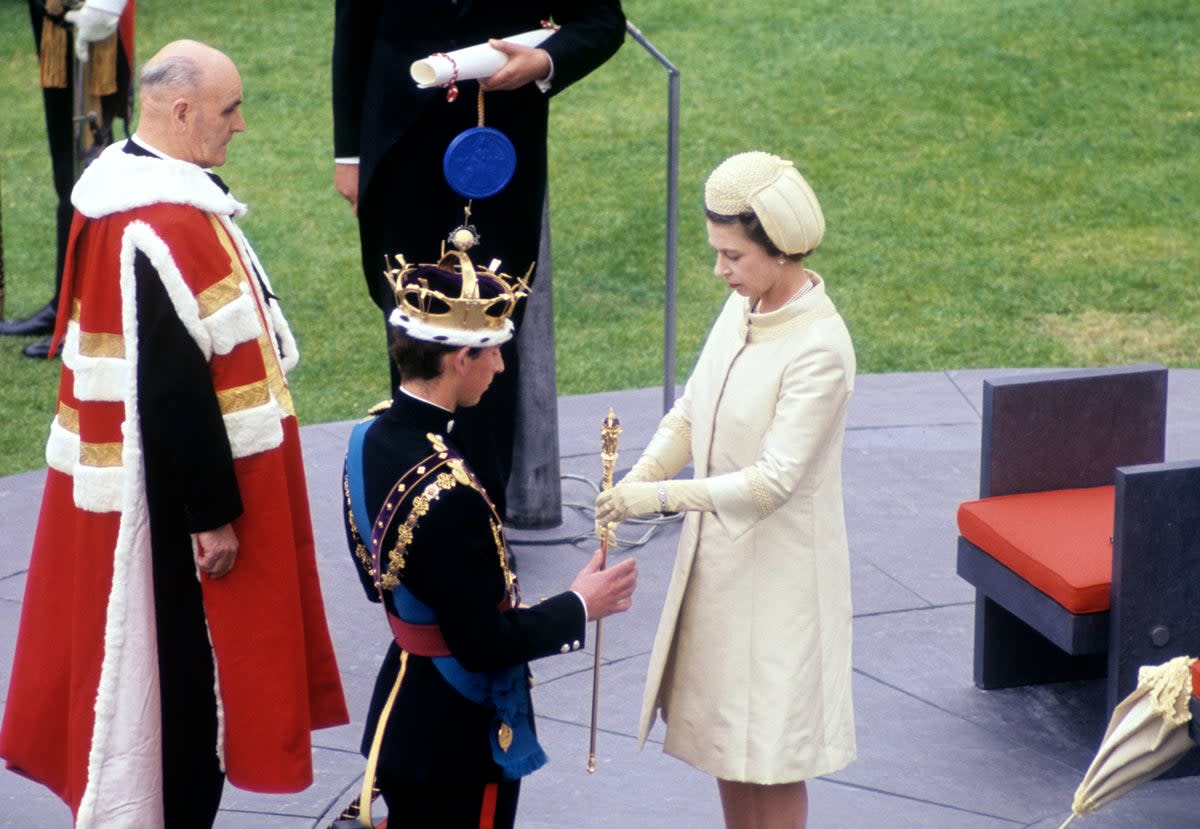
[443,126,517,199]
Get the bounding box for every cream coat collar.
[740,273,837,342]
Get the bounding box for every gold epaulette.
[367,399,393,416]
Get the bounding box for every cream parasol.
[1058,655,1198,827]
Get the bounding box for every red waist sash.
[386,596,513,658]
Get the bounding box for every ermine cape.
[0,142,348,828]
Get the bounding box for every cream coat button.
[572,640,582,651]
[559,644,570,654]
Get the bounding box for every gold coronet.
[385,245,531,339]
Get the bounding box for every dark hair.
[140,54,202,96]
[705,208,808,263]
[388,329,481,381]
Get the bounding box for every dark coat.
[332,0,625,211]
[331,0,625,517]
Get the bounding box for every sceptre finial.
[600,407,622,490]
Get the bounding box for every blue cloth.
[390,587,547,779]
[346,420,372,551]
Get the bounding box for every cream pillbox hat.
[704,151,825,255]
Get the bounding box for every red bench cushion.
[957,486,1115,615]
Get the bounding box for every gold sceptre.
[587,408,622,773]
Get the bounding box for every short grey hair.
[140,54,202,96]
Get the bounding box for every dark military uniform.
[344,391,586,827]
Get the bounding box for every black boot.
[0,303,57,337]
[21,336,62,359]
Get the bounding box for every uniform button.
[560,644,570,654]
[572,640,582,651]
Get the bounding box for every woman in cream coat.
[596,151,856,829]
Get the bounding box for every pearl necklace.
[754,277,815,313]
[783,278,815,305]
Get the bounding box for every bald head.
[136,40,245,168]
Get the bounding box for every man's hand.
[334,162,359,213]
[479,40,552,92]
[64,0,126,62]
[570,548,637,621]
[194,523,239,579]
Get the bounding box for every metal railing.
[624,21,680,414]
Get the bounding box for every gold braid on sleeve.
[745,467,777,520]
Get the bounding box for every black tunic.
[345,392,586,782]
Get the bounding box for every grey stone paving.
[2,370,1200,828]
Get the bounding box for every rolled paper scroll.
[410,29,555,88]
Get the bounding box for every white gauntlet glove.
[620,412,693,484]
[65,0,126,61]
[594,479,714,529]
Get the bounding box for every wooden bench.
[955,365,1200,715]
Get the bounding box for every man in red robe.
[0,40,349,829]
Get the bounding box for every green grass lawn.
[2,0,1198,476]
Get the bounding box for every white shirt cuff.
[535,54,555,93]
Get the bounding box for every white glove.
[594,479,714,528]
[621,412,692,483]
[65,0,127,62]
